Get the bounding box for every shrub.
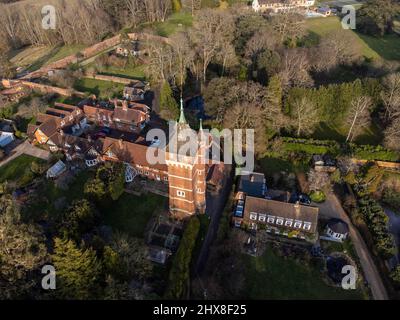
[309,190,326,203]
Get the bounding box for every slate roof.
[243,196,319,234]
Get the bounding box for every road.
[195,164,233,275]
[318,193,389,300]
[0,140,50,168]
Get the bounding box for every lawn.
[154,12,193,37]
[242,245,365,300]
[102,193,167,238]
[0,155,44,183]
[305,16,400,61]
[74,78,125,99]
[88,63,146,80]
[26,169,94,219]
[10,45,86,72]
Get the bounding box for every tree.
[312,30,362,72]
[384,116,400,151]
[390,265,400,284]
[171,32,194,92]
[84,178,106,200]
[380,73,400,121]
[358,0,399,36]
[61,199,96,240]
[164,216,200,299]
[189,9,234,84]
[109,232,153,280]
[345,96,372,142]
[263,75,288,132]
[52,238,102,299]
[160,81,179,121]
[279,48,313,90]
[290,96,319,137]
[171,0,182,12]
[0,198,48,299]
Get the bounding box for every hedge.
[164,216,200,299]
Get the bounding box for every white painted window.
[249,213,258,221]
[177,190,185,197]
[276,217,284,226]
[303,222,312,231]
[294,220,302,229]
[258,214,266,222]
[163,176,168,181]
[267,215,275,224]
[285,219,293,227]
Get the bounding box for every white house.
[252,0,315,13]
[324,218,349,242]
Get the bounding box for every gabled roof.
[102,137,167,171]
[243,196,319,234]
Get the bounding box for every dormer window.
[303,222,312,231]
[276,217,284,226]
[285,219,293,227]
[249,212,257,221]
[267,215,275,224]
[294,220,302,229]
[258,214,266,222]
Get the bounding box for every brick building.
[28,100,220,220]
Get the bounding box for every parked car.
[289,192,311,205]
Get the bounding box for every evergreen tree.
[61,199,96,240]
[160,81,179,121]
[52,238,102,299]
[171,0,182,12]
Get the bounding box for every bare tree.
[271,12,306,44]
[279,48,313,90]
[345,96,372,142]
[170,32,194,92]
[312,30,362,72]
[381,73,400,121]
[384,117,400,151]
[291,97,319,137]
[189,9,235,84]
[145,41,177,83]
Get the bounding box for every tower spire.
[178,96,186,124]
[199,118,203,131]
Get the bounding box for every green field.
[10,45,86,72]
[74,78,125,99]
[305,16,400,61]
[102,193,167,238]
[88,63,146,80]
[26,169,94,219]
[0,155,44,183]
[242,245,365,300]
[154,12,193,37]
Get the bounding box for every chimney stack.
[118,139,123,149]
[122,100,128,111]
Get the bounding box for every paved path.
[318,193,389,300]
[0,140,50,167]
[195,164,233,275]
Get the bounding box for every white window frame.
[177,190,185,197]
[249,212,258,221]
[294,220,302,229]
[267,215,275,224]
[258,214,266,222]
[285,219,293,227]
[276,217,284,226]
[303,222,312,231]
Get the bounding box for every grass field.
[74,78,125,99]
[10,45,86,72]
[102,193,167,238]
[242,245,365,300]
[154,12,193,37]
[305,16,400,61]
[0,155,44,183]
[88,63,146,80]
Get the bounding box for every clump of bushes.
[309,190,326,203]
